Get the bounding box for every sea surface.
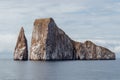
[0,59,120,80]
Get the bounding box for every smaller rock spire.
[14,27,28,60]
[21,27,24,32]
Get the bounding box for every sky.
[0,0,120,59]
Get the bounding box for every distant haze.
[0,0,120,59]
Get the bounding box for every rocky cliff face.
[14,27,28,60]
[73,41,115,60]
[30,18,115,60]
[30,18,74,60]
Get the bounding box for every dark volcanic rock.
[14,27,28,60]
[73,40,115,60]
[72,41,87,60]
[30,18,74,60]
[30,18,115,60]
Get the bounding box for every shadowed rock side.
[30,18,115,60]
[73,41,115,60]
[30,18,74,60]
[14,27,28,60]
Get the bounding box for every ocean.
[0,59,120,80]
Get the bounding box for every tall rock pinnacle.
[14,27,28,60]
[30,18,115,60]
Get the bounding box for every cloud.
[44,4,86,14]
[0,34,17,53]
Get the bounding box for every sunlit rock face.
[14,27,28,60]
[30,18,74,60]
[29,18,115,60]
[73,41,115,60]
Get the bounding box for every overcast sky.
[0,0,120,59]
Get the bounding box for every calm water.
[0,59,120,80]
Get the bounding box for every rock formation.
[14,27,28,60]
[30,18,115,60]
[30,18,74,60]
[73,41,115,60]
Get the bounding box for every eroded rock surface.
[73,41,115,60]
[30,18,115,60]
[30,18,74,60]
[14,27,28,60]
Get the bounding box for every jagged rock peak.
[14,27,28,60]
